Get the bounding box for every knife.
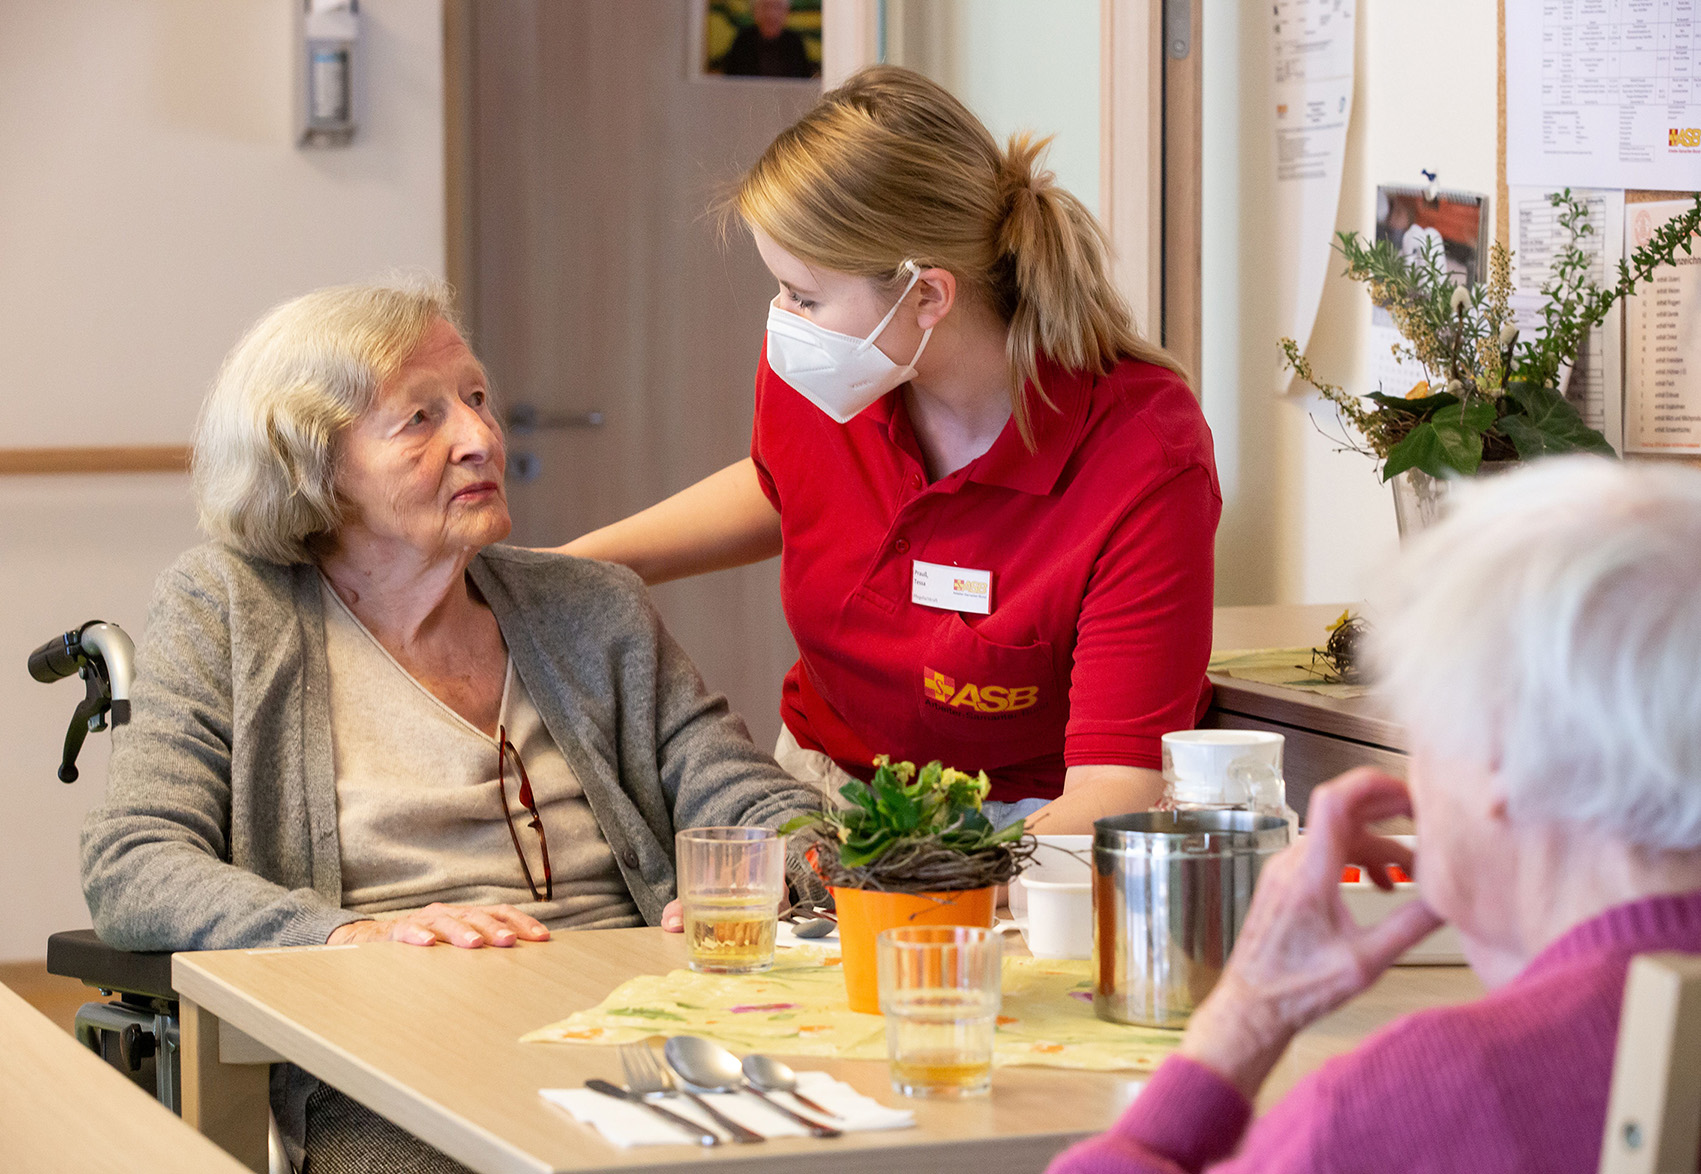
[584,1078,720,1146]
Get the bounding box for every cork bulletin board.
[1496,0,1701,465]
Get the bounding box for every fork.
[620,1042,765,1144]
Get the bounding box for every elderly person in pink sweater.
[1050,457,1701,1174]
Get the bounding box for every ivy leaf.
[1430,399,1495,474]
[1498,384,1618,459]
[1367,390,1459,417]
[1382,424,1446,481]
[1382,399,1492,481]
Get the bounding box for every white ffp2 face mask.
[764,266,934,424]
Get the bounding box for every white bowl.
[1019,876,1094,959]
[1024,834,1093,884]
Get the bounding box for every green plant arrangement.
[1283,190,1701,482]
[780,757,1034,892]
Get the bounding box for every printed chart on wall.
[1509,187,1627,449]
[1270,0,1356,389]
[1624,198,1701,452]
[1505,0,1701,191]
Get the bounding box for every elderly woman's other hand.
[326,903,551,948]
[1178,768,1445,1098]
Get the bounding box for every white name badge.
[911,559,993,615]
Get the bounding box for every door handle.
[506,404,606,433]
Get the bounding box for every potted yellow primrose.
[781,757,1034,1014]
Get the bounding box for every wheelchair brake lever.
[58,686,107,784]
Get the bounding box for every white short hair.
[1372,457,1701,851]
[192,279,459,564]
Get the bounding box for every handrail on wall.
[0,447,191,475]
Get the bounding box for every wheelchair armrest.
[47,929,175,1002]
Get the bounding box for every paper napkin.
[540,1070,914,1148]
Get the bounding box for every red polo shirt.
[750,351,1220,803]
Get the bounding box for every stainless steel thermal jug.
[1093,810,1290,1028]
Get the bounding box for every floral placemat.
[522,946,1181,1073]
[1208,647,1372,699]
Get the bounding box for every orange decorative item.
[831,885,996,1014]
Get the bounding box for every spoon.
[665,1035,842,1138]
[742,1053,842,1120]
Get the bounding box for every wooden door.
[454,0,819,750]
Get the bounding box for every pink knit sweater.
[1047,890,1701,1174]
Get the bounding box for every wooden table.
[0,979,246,1174]
[1210,604,1408,820]
[174,929,1481,1174]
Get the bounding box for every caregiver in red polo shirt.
[559,66,1220,833]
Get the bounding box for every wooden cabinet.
[1208,605,1407,822]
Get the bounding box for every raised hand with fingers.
[1178,768,1445,1098]
[327,902,551,948]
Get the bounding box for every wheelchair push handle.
[27,621,136,783]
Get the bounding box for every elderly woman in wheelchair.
[79,280,824,1171]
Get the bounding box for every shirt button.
[894,538,911,554]
[909,473,923,490]
[619,847,639,869]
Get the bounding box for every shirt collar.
[877,359,1092,497]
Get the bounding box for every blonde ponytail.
[732,65,1187,448]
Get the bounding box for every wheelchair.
[30,620,181,1113]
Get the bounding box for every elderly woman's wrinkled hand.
[327,903,551,949]
[1177,768,1445,1099]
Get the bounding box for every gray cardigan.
[81,543,824,950]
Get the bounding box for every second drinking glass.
[675,827,785,974]
[877,925,1002,1098]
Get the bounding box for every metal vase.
[1092,810,1290,1028]
[1390,461,1519,538]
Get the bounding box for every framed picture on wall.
[691,0,823,82]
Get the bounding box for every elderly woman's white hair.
[1373,456,1701,850]
[192,278,462,565]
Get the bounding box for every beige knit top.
[321,579,642,930]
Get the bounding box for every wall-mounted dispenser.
[297,0,360,147]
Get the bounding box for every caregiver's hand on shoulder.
[1178,768,1444,1099]
[327,903,551,948]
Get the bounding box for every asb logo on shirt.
[923,667,1039,715]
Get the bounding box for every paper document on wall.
[1505,0,1701,190]
[1507,187,1626,451]
[1271,0,1356,389]
[1625,199,1701,453]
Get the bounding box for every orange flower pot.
[830,885,996,1014]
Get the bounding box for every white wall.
[886,0,1101,218]
[0,0,445,963]
[1201,0,1500,604]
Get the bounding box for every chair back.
[1599,951,1701,1173]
